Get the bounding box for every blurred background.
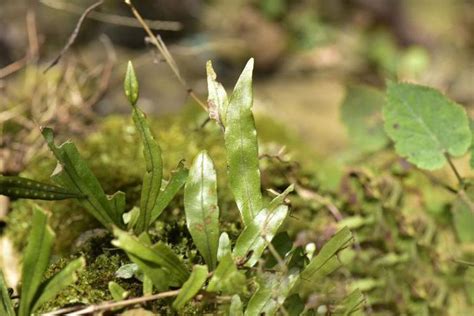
[1,0,472,158]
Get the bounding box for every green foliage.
[383,82,472,170]
[206,60,229,127]
[172,265,208,311]
[341,85,388,153]
[471,120,474,169]
[224,58,263,225]
[42,127,126,229]
[207,253,246,295]
[13,206,84,315]
[0,270,14,316]
[0,175,85,200]
[124,60,139,106]
[108,281,129,301]
[184,151,220,270]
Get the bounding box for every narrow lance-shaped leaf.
[217,232,231,262]
[112,228,189,286]
[0,175,86,200]
[184,151,219,270]
[149,161,188,225]
[32,257,85,312]
[207,253,246,295]
[383,82,472,170]
[245,270,300,316]
[172,265,208,311]
[233,204,289,267]
[224,58,263,225]
[206,60,229,127]
[333,289,365,316]
[298,227,352,284]
[0,269,14,316]
[42,128,125,229]
[19,205,55,316]
[125,62,164,234]
[132,105,163,234]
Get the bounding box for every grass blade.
[42,127,125,229]
[18,205,55,316]
[184,151,220,270]
[172,265,208,311]
[224,58,263,225]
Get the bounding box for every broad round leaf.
[384,82,471,170]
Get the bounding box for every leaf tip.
[124,60,139,106]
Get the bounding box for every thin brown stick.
[43,289,180,315]
[124,0,208,111]
[44,0,104,73]
[445,153,464,186]
[0,57,28,78]
[40,0,182,31]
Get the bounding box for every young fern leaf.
[125,61,164,234]
[384,82,472,170]
[32,257,85,311]
[18,205,85,316]
[233,204,289,267]
[0,175,86,200]
[207,253,246,295]
[112,228,189,287]
[224,58,263,225]
[0,269,14,316]
[149,161,188,225]
[42,127,126,229]
[172,265,208,311]
[298,227,352,284]
[245,270,300,316]
[184,151,220,270]
[18,206,55,316]
[206,60,229,127]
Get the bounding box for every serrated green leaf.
[229,295,244,316]
[452,187,474,243]
[32,257,85,311]
[245,269,299,316]
[172,265,208,311]
[132,106,163,234]
[149,161,188,225]
[112,228,189,287]
[224,58,263,225]
[383,82,472,170]
[108,281,129,301]
[0,269,14,316]
[124,61,139,106]
[184,151,219,270]
[0,175,86,200]
[341,85,388,152]
[217,232,231,262]
[19,205,55,316]
[299,227,352,283]
[42,127,125,229]
[207,253,246,295]
[233,204,289,267]
[207,60,229,126]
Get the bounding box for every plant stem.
[445,153,464,187]
[44,289,180,315]
[124,0,208,111]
